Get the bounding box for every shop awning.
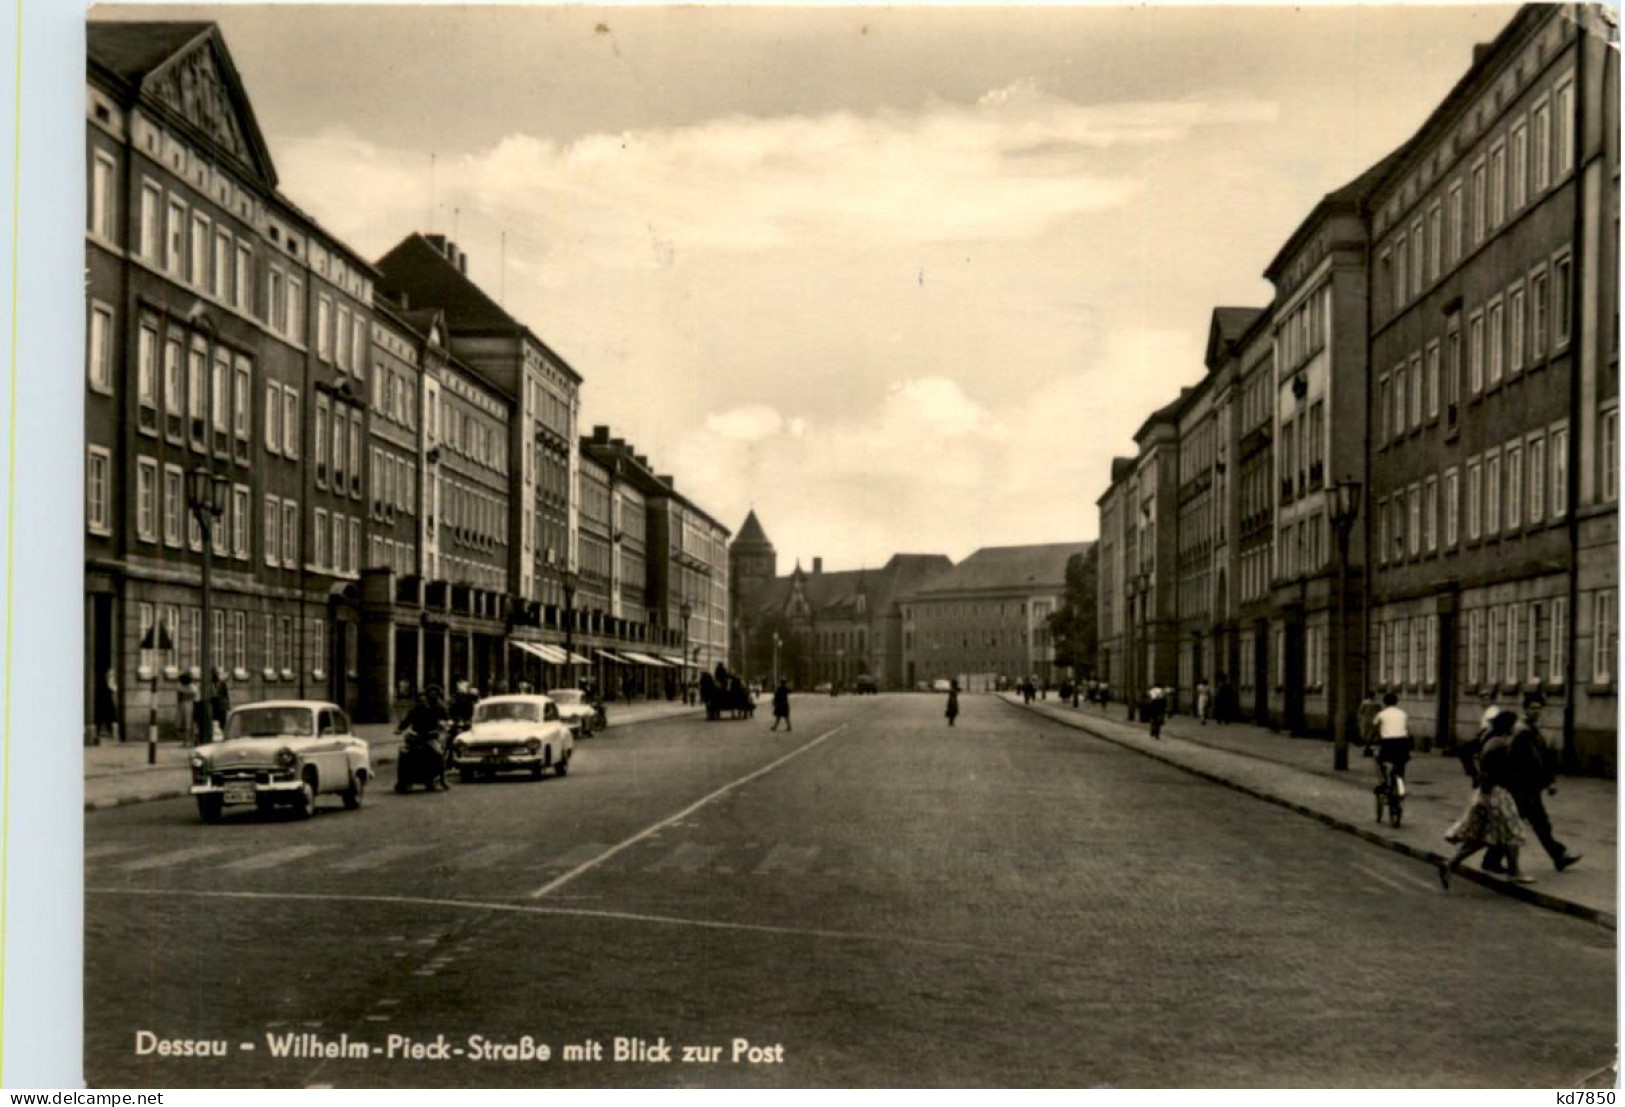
[564,649,593,665]
[620,651,671,667]
[661,654,697,669]
[596,649,635,665]
[515,642,569,665]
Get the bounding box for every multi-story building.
[899,543,1090,691]
[1094,458,1133,700]
[85,22,386,735]
[1365,3,1618,771]
[647,479,731,677]
[1129,397,1186,706]
[1228,308,1278,724]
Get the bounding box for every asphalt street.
[84,693,1615,1088]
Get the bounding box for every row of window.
[370,447,419,521]
[367,535,418,580]
[1278,401,1326,502]
[439,476,509,550]
[135,600,328,679]
[312,508,362,577]
[1276,285,1331,374]
[1375,592,1613,692]
[1380,71,1575,316]
[132,176,256,317]
[314,396,365,500]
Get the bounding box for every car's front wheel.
[342,773,365,810]
[556,750,570,777]
[196,795,223,823]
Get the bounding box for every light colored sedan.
[452,694,575,782]
[542,688,605,735]
[189,700,371,822]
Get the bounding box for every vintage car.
[189,700,371,822]
[452,694,575,781]
[542,688,606,735]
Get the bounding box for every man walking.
[770,679,792,732]
[1145,684,1167,739]
[1486,693,1581,873]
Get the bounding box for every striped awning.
[661,654,697,669]
[620,651,671,667]
[515,642,568,665]
[563,649,593,665]
[596,649,635,665]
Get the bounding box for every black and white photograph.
[60,0,1621,1089]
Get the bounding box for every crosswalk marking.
[329,845,434,872]
[120,845,234,872]
[644,843,723,873]
[451,843,532,870]
[220,846,331,871]
[753,844,819,875]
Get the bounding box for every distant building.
[900,543,1091,691]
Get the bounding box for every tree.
[1048,546,1098,677]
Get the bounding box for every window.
[1410,218,1424,292]
[1468,310,1484,394]
[1603,407,1620,503]
[1552,597,1568,684]
[1487,297,1505,386]
[1593,590,1615,685]
[231,484,249,560]
[1530,266,1549,361]
[1554,252,1573,348]
[1529,435,1547,523]
[317,295,333,362]
[333,512,346,573]
[1489,141,1506,228]
[136,456,157,542]
[1409,353,1423,430]
[1506,603,1523,685]
[163,337,183,443]
[165,197,186,276]
[1408,485,1422,557]
[269,268,285,334]
[264,614,275,673]
[352,318,366,378]
[211,349,230,452]
[1527,602,1543,684]
[349,420,362,497]
[1394,234,1408,306]
[282,387,299,459]
[333,406,347,488]
[1467,609,1483,687]
[1445,467,1460,548]
[336,305,350,371]
[1506,441,1523,529]
[1426,341,1440,420]
[315,508,329,570]
[1533,96,1551,192]
[282,500,298,568]
[139,181,162,261]
[190,212,209,288]
[86,446,111,535]
[349,517,360,573]
[1411,618,1426,686]
[287,276,303,343]
[212,609,225,670]
[315,396,330,485]
[1508,284,1526,373]
[1488,606,1503,686]
[87,302,113,393]
[1378,375,1391,444]
[232,610,246,671]
[1424,476,1438,552]
[1552,423,1570,518]
[1447,179,1464,263]
[89,152,116,240]
[235,243,252,314]
[233,358,251,445]
[264,494,280,567]
[213,227,232,303]
[1471,158,1487,244]
[1427,201,1442,282]
[1486,451,1502,535]
[265,382,282,453]
[1510,118,1528,212]
[1446,322,1462,418]
[1393,363,1407,436]
[163,464,182,547]
[1555,75,1575,177]
[1467,459,1483,541]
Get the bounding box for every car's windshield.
[226,707,314,738]
[546,690,582,705]
[475,701,541,724]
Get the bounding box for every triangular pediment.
[141,28,277,190]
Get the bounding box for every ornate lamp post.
[186,465,231,743]
[562,567,579,686]
[1328,479,1363,771]
[772,631,782,688]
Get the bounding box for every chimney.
[1472,42,1491,67]
[813,557,823,574]
[658,475,675,489]
[593,425,610,442]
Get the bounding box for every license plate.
[483,752,509,763]
[223,784,256,805]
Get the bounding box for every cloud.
[705,404,785,443]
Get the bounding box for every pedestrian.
[1195,678,1212,725]
[1440,708,1531,887]
[175,670,198,745]
[209,669,231,740]
[770,679,792,732]
[946,679,960,727]
[1483,693,1581,874]
[1146,684,1167,739]
[1356,690,1383,754]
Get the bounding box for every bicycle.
[1372,744,1408,828]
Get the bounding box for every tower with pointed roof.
[728,511,777,678]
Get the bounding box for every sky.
[97,2,1521,571]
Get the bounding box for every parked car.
[543,688,605,735]
[813,681,833,694]
[452,694,574,781]
[854,674,879,694]
[930,678,952,693]
[189,700,370,822]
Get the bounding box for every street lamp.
[1129,571,1151,720]
[679,595,693,699]
[562,567,579,686]
[772,631,782,688]
[1328,479,1362,771]
[186,465,230,744]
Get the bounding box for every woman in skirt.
[1439,709,1529,888]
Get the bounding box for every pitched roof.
[906,542,1091,598]
[376,233,521,332]
[732,510,773,550]
[87,22,213,83]
[743,552,952,621]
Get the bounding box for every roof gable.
[89,22,278,191]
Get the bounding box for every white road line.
[84,843,139,862]
[119,845,234,871]
[753,844,820,876]
[527,722,849,900]
[219,846,331,872]
[328,845,433,872]
[643,843,723,874]
[89,884,984,955]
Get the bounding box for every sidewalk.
[999,693,1617,928]
[84,699,702,812]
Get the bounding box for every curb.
[83,709,703,812]
[1002,697,1616,931]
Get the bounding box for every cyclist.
[1368,691,1413,800]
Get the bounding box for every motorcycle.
[394,724,451,793]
